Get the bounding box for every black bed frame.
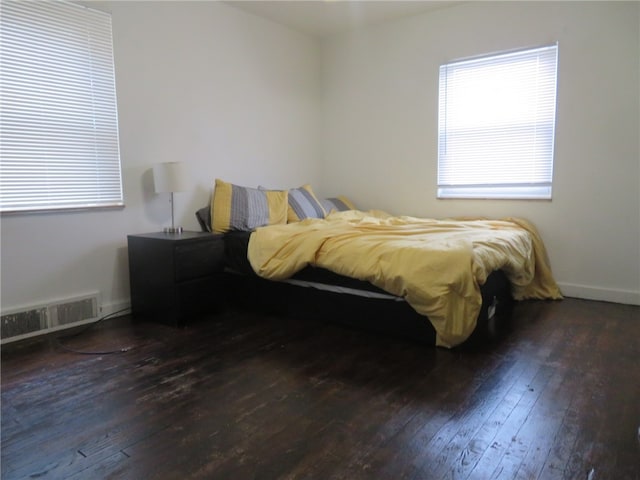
[197,208,514,347]
[224,265,513,348]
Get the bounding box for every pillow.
[321,196,356,213]
[195,205,212,232]
[287,184,326,222]
[211,179,288,234]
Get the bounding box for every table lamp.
[153,161,188,233]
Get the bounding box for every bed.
[197,179,562,348]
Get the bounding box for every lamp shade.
[153,161,188,193]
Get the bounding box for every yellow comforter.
[248,210,561,347]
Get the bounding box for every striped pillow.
[211,179,288,234]
[321,196,356,213]
[287,184,326,222]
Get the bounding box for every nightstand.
[127,231,226,326]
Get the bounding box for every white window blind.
[437,45,558,199]
[0,0,123,213]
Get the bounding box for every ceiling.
[225,1,459,37]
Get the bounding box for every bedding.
[321,196,356,213]
[286,184,326,222]
[210,178,355,232]
[225,230,396,295]
[211,179,288,234]
[248,210,561,348]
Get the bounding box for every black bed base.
[224,269,514,348]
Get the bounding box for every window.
[437,45,558,199]
[0,0,123,213]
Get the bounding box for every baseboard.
[557,282,640,306]
[99,300,132,319]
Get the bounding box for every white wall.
[320,1,640,304]
[0,1,320,314]
[2,1,638,318]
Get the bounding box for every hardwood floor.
[1,298,639,479]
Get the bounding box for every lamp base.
[164,226,183,234]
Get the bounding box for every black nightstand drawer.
[175,239,224,282]
[176,275,227,317]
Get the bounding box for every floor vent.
[50,296,98,327]
[1,308,48,339]
[1,294,99,343]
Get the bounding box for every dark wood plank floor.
[1,298,639,480]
